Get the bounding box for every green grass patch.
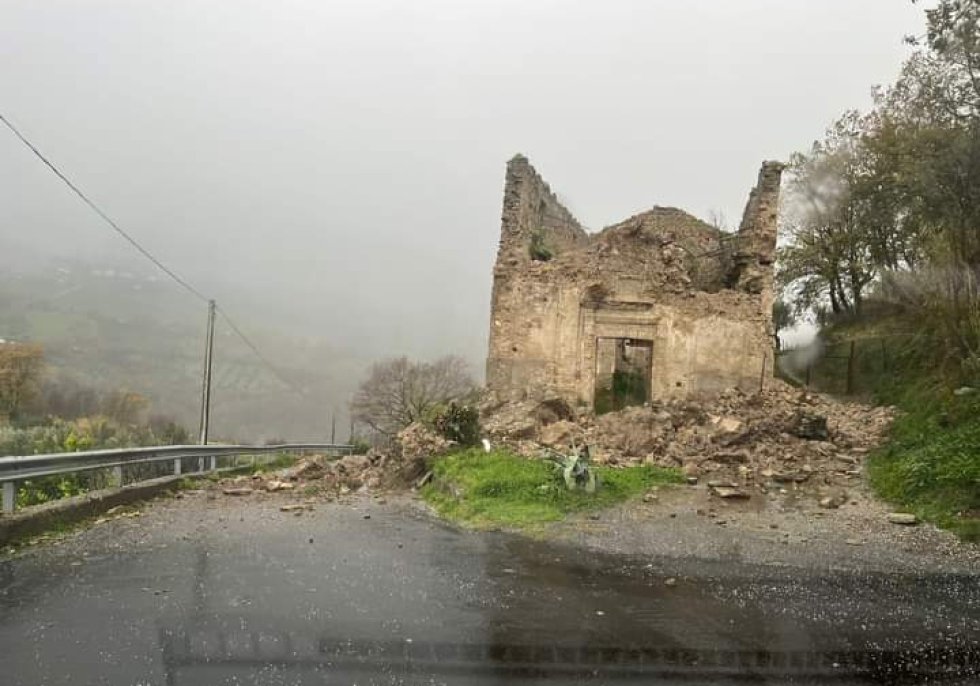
[868,382,980,541]
[421,448,681,530]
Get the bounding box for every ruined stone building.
[486,155,783,411]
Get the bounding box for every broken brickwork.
[486,155,784,408]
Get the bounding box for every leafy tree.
[778,112,880,317]
[350,356,475,436]
[780,0,980,369]
[0,342,44,422]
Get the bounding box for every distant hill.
[0,257,367,441]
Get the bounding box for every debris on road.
[221,487,254,496]
[212,422,453,502]
[888,513,918,525]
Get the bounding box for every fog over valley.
[1,0,923,440]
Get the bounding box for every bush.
[431,402,481,446]
[529,229,553,262]
[1,414,192,508]
[350,438,371,455]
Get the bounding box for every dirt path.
[541,480,979,574]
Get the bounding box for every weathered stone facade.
[486,154,783,408]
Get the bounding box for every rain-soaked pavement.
[0,494,977,685]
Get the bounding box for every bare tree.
[350,356,475,436]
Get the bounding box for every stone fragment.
[887,513,918,525]
[792,412,829,440]
[222,487,253,496]
[712,487,749,499]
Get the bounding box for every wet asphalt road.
[0,494,978,685]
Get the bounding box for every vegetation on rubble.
[430,402,481,446]
[421,448,681,530]
[528,229,554,262]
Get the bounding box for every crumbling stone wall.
[486,155,783,408]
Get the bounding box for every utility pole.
[199,300,216,471]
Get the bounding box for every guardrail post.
[208,456,217,472]
[174,458,182,476]
[2,481,15,514]
[112,466,123,487]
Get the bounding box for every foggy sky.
[2,0,925,370]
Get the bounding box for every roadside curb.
[0,474,184,546]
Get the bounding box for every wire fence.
[775,335,912,396]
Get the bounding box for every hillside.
[0,257,368,441]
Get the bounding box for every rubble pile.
[481,380,895,496]
[215,422,452,498]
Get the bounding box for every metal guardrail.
[0,443,353,514]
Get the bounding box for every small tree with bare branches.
[350,356,475,436]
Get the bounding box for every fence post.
[846,340,856,395]
[2,481,15,514]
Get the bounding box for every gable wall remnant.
[486,155,783,408]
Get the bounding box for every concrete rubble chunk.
[709,416,744,435]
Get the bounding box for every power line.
[0,111,306,397]
[0,112,210,304]
[216,305,308,396]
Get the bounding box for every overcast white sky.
[1,0,926,366]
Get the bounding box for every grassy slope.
[868,378,980,541]
[804,320,980,541]
[422,448,682,529]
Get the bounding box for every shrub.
[529,229,553,261]
[432,402,481,446]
